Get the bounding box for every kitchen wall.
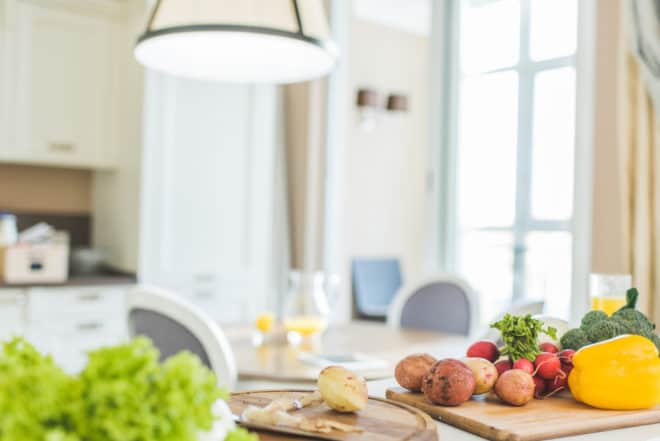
[0,164,92,214]
[343,17,429,283]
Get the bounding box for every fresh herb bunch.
[490,314,557,361]
[0,337,257,441]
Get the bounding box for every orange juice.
[283,316,328,337]
[591,296,626,316]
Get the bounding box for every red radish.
[534,352,562,380]
[466,341,500,362]
[561,363,573,377]
[513,358,534,375]
[558,349,576,366]
[539,342,559,353]
[494,359,513,376]
[547,374,568,393]
[533,375,547,398]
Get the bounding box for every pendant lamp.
[134,0,338,84]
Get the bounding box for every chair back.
[387,275,479,336]
[126,286,237,389]
[352,258,402,319]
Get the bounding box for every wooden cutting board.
[229,390,437,441]
[386,387,660,441]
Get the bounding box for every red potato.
[462,357,499,395]
[394,353,437,392]
[494,369,535,406]
[534,352,562,380]
[533,375,547,398]
[422,359,476,406]
[539,342,559,354]
[466,341,500,362]
[494,359,513,376]
[513,358,535,375]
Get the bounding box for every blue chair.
[352,258,402,319]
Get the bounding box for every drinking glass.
[589,274,631,316]
[282,271,332,345]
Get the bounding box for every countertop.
[0,269,136,288]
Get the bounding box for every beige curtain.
[620,4,660,324]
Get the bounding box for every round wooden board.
[229,390,438,441]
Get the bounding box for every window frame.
[431,0,596,321]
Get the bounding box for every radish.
[534,352,562,380]
[539,342,559,353]
[558,349,576,366]
[547,374,568,393]
[513,358,534,375]
[466,341,500,362]
[533,375,547,398]
[494,359,513,376]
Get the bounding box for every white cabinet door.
[140,73,280,324]
[5,0,118,168]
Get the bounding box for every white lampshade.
[134,0,338,83]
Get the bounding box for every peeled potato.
[317,366,368,413]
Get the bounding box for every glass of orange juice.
[283,271,331,345]
[590,274,631,316]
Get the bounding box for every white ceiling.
[353,0,431,36]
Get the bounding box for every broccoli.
[585,319,626,343]
[560,328,591,350]
[580,310,608,330]
[612,309,656,334]
[651,334,660,355]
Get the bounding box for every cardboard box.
[0,232,69,284]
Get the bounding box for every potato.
[395,353,437,391]
[422,359,475,406]
[494,369,535,406]
[317,365,368,413]
[462,357,498,395]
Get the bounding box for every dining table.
[224,321,660,441]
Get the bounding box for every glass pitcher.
[282,271,332,345]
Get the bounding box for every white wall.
[338,18,429,316]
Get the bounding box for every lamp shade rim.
[137,24,339,58]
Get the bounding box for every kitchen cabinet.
[0,285,130,373]
[0,0,127,169]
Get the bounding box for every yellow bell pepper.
[569,334,660,410]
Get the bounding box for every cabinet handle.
[77,294,101,302]
[49,142,75,152]
[77,322,102,331]
[194,274,216,282]
[193,291,214,300]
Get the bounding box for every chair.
[387,274,479,337]
[479,299,546,341]
[126,286,237,389]
[352,258,402,319]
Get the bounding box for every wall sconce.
[386,94,409,112]
[356,88,380,131]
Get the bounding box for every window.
[444,0,579,321]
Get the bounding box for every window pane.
[530,67,576,220]
[530,0,577,61]
[457,72,518,228]
[458,230,514,324]
[524,232,573,319]
[460,0,520,73]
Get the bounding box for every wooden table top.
[224,321,470,383]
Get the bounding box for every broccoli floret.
[585,319,626,343]
[560,328,591,350]
[651,334,660,355]
[612,309,656,334]
[580,310,609,330]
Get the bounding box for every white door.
[8,0,117,168]
[140,73,280,324]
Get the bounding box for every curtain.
[623,0,660,323]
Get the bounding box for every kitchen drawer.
[181,284,245,324]
[28,286,127,325]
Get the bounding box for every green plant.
[490,314,557,361]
